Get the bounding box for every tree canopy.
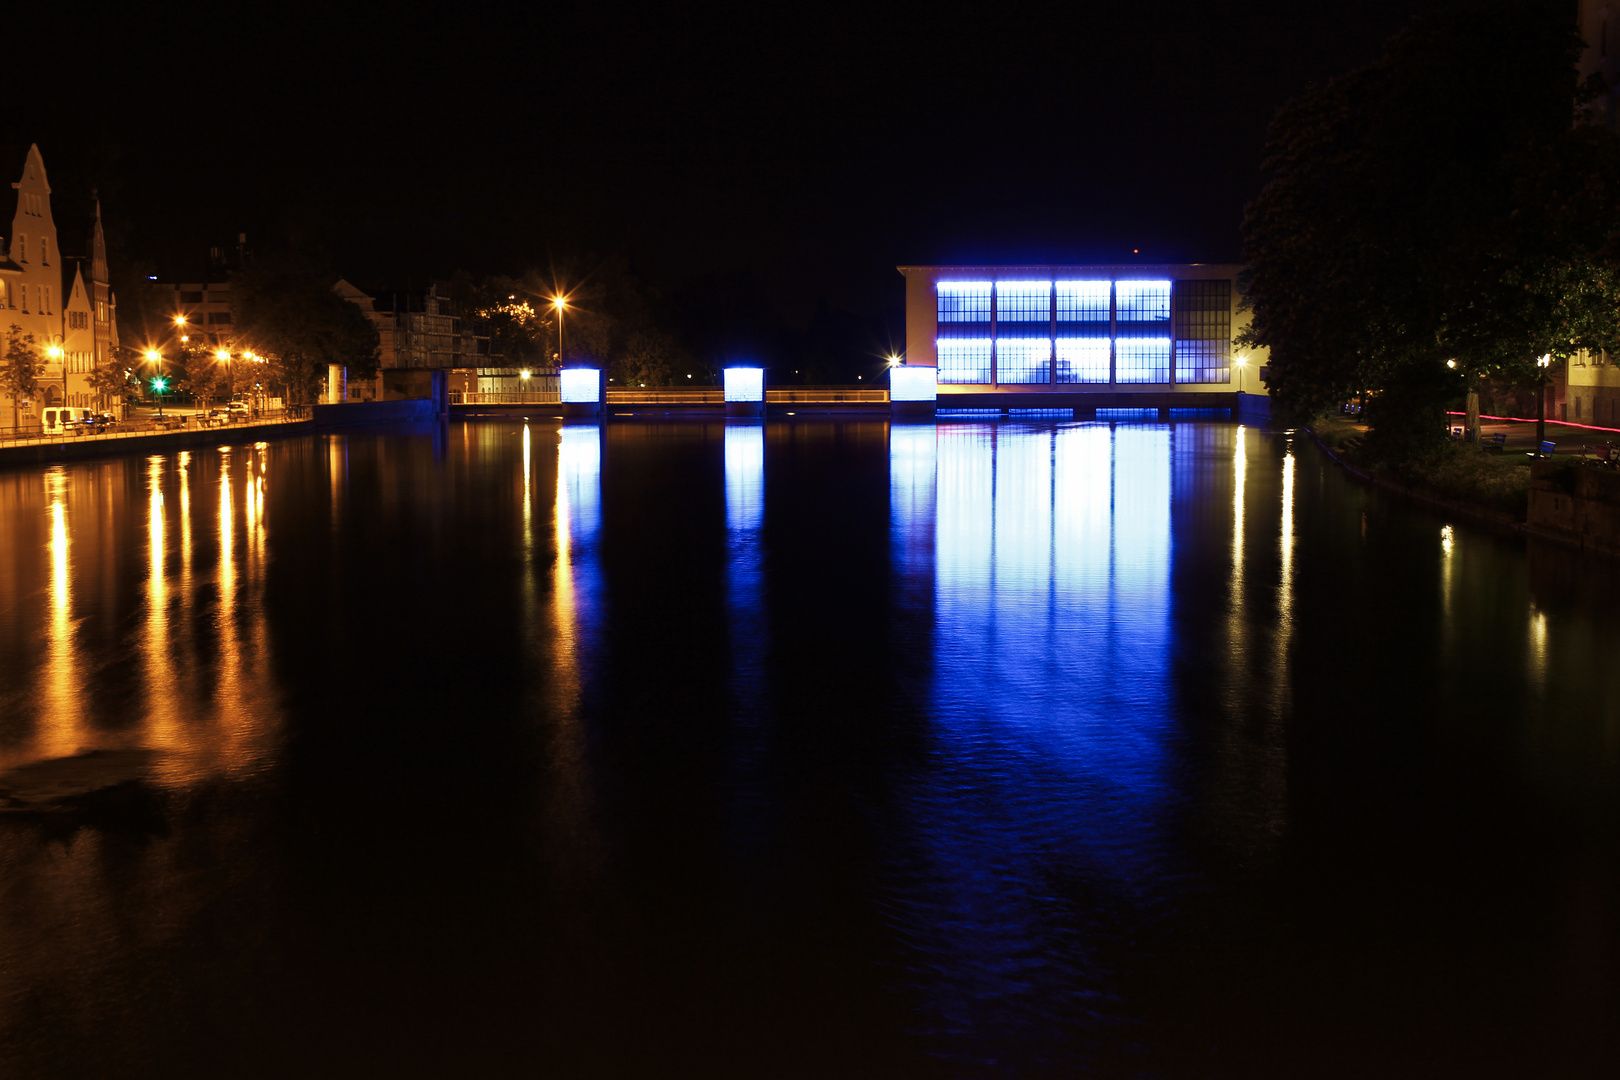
[1239,1,1620,445]
[233,251,381,404]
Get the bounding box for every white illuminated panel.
[1055,338,1110,383]
[560,368,601,403]
[995,338,1051,384]
[1056,281,1111,320]
[724,366,764,402]
[1115,280,1171,321]
[937,339,992,384]
[1115,338,1170,384]
[890,365,938,402]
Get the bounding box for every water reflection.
[39,468,81,759]
[725,423,766,709]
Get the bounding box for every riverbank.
[0,398,439,468]
[1306,414,1620,557]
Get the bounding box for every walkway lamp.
[552,295,569,369]
[1536,353,1552,453]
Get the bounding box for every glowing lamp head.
[520,369,531,380]
[1446,359,1457,369]
[151,377,168,392]
[216,349,230,361]
[174,315,187,326]
[46,345,63,358]
[553,296,567,311]
[145,349,161,363]
[1538,353,1552,368]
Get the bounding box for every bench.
[1538,440,1556,457]
[1484,432,1506,453]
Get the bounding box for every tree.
[233,251,381,405]
[1239,1,1620,451]
[86,357,135,411]
[1,325,41,431]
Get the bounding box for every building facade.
[338,280,487,401]
[0,144,120,427]
[900,264,1267,405]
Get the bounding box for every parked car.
[226,401,250,420]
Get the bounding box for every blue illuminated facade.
[902,264,1264,401]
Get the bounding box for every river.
[0,418,1615,1078]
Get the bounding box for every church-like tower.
[2,144,66,420]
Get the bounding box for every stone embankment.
[1526,460,1620,558]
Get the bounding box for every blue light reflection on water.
[725,423,766,709]
[891,420,1181,1060]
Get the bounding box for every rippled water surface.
[1,418,1616,1078]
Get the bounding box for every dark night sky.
[11,0,1447,325]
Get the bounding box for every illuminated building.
[899,264,1269,414]
[0,145,121,421]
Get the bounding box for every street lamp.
[144,348,166,416]
[1537,353,1552,454]
[552,295,568,369]
[1234,354,1248,393]
[45,342,66,409]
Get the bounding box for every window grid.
[937,282,992,322]
[1174,340,1229,384]
[994,282,1051,326]
[1116,338,1170,384]
[1056,338,1110,383]
[1115,280,1171,322]
[937,339,992,384]
[1055,281,1111,322]
[996,338,1050,384]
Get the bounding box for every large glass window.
[937,339,992,384]
[1055,338,1110,383]
[1115,338,1170,384]
[996,338,1050,384]
[1056,281,1111,323]
[1173,279,1231,383]
[995,281,1051,325]
[1116,280,1171,324]
[937,282,992,325]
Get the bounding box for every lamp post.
[1234,354,1247,393]
[1536,353,1551,454]
[144,349,165,417]
[552,295,568,370]
[45,341,65,409]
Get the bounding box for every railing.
[448,386,894,407]
[451,391,562,404]
[0,408,307,448]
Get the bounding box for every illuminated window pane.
[1055,338,1110,383]
[1174,340,1229,384]
[560,368,601,402]
[996,337,1049,384]
[1055,280,1110,323]
[1173,279,1231,384]
[937,339,991,384]
[937,282,992,322]
[994,281,1051,326]
[1116,338,1170,384]
[1116,280,1171,321]
[890,365,938,401]
[724,366,764,401]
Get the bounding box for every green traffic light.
[151,377,167,392]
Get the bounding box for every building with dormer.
[0,144,120,428]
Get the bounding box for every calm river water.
[0,418,1616,1078]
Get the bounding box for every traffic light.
[151,376,168,394]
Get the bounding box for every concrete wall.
[1528,460,1620,557]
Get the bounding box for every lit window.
[996,337,1050,384]
[1056,281,1110,323]
[994,281,1050,325]
[1056,339,1110,383]
[936,281,992,323]
[1115,280,1171,323]
[1115,338,1171,384]
[937,339,992,384]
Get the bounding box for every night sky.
[12,1,1447,325]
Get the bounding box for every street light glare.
[553,296,567,311]
[174,315,187,326]
[47,345,63,358]
[520,369,532,380]
[145,349,160,362]
[216,350,230,361]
